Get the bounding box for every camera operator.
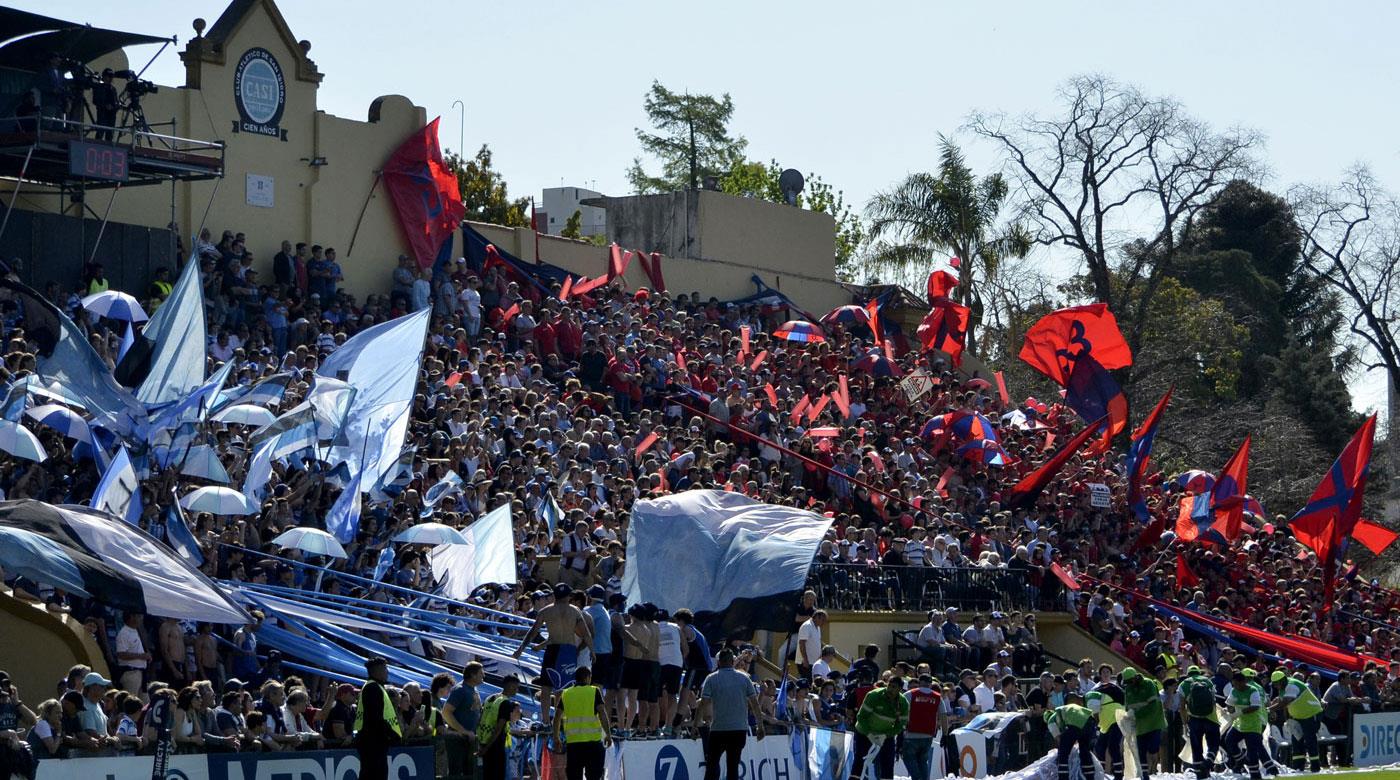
[35,53,70,123]
[93,69,118,140]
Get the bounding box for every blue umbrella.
[80,290,149,323]
[0,526,89,596]
[24,404,91,441]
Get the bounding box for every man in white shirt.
[812,645,837,680]
[797,610,828,678]
[115,612,151,694]
[972,668,998,715]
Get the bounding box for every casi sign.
[232,47,287,140]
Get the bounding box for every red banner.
[382,118,466,270]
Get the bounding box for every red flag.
[444,371,462,388]
[763,383,778,407]
[740,326,751,357]
[499,302,520,326]
[1049,562,1080,591]
[1352,519,1398,555]
[1126,387,1172,523]
[572,273,609,295]
[1006,416,1108,509]
[917,299,971,364]
[749,350,767,371]
[864,299,883,346]
[948,256,962,269]
[382,118,466,270]
[674,350,687,372]
[927,269,959,302]
[806,394,830,423]
[790,394,811,425]
[935,466,955,497]
[1018,303,1133,386]
[559,275,574,301]
[635,431,659,457]
[833,375,851,418]
[807,427,840,438]
[994,371,1010,406]
[1176,553,1201,589]
[609,244,632,281]
[1292,415,1377,607]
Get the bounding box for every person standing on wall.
[553,667,610,780]
[354,657,401,780]
[695,649,763,780]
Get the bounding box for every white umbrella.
[180,486,259,515]
[272,527,348,559]
[0,420,47,463]
[24,404,91,441]
[392,522,468,546]
[80,290,149,323]
[211,404,278,427]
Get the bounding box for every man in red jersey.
[902,673,945,780]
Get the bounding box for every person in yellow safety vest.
[1085,667,1126,780]
[1223,669,1268,780]
[1269,669,1324,772]
[354,657,402,780]
[148,267,173,312]
[84,263,110,296]
[552,667,612,780]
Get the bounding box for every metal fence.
[807,563,1035,613]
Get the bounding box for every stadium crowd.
[0,226,1396,780]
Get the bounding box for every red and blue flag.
[1064,353,1128,451]
[1291,415,1376,608]
[1019,303,1133,386]
[1126,386,1171,523]
[917,298,970,365]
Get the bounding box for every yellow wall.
[0,587,106,698]
[13,0,431,297]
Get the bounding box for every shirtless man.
[194,623,220,686]
[621,603,662,735]
[513,583,591,717]
[159,617,187,685]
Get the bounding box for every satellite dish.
[779,168,805,206]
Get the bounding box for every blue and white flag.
[117,321,135,363]
[212,371,293,412]
[179,444,231,484]
[121,255,206,406]
[250,404,318,460]
[0,277,143,435]
[623,490,834,641]
[317,308,431,490]
[326,470,365,544]
[163,500,204,566]
[92,445,142,525]
[429,502,517,599]
[373,547,396,581]
[147,359,234,436]
[424,470,463,508]
[541,491,563,535]
[807,727,856,780]
[1,382,25,422]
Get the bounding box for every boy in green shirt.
[856,676,910,780]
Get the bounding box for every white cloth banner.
[431,502,517,598]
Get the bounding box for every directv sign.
[1354,711,1400,767]
[233,47,287,140]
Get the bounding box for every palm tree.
[864,136,1030,354]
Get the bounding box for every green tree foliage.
[560,210,583,240]
[863,137,1030,352]
[719,159,866,273]
[445,146,530,228]
[627,82,747,193]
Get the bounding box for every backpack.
[1186,678,1216,718]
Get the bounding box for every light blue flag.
[541,491,563,535]
[147,359,234,438]
[243,440,276,502]
[317,308,431,490]
[326,470,365,544]
[135,255,206,406]
[808,727,856,780]
[0,382,24,422]
[92,445,142,525]
[179,444,231,483]
[117,321,135,363]
[163,500,204,566]
[424,470,463,507]
[249,404,318,460]
[428,502,517,599]
[373,547,396,581]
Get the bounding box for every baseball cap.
[83,672,112,688]
[1270,670,1287,683]
[587,585,607,600]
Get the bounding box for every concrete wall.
[0,587,106,699]
[469,217,850,315]
[6,0,432,298]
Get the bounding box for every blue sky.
[25,0,1399,416]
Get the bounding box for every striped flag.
[163,498,204,566]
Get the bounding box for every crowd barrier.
[34,746,434,780]
[807,564,1035,613]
